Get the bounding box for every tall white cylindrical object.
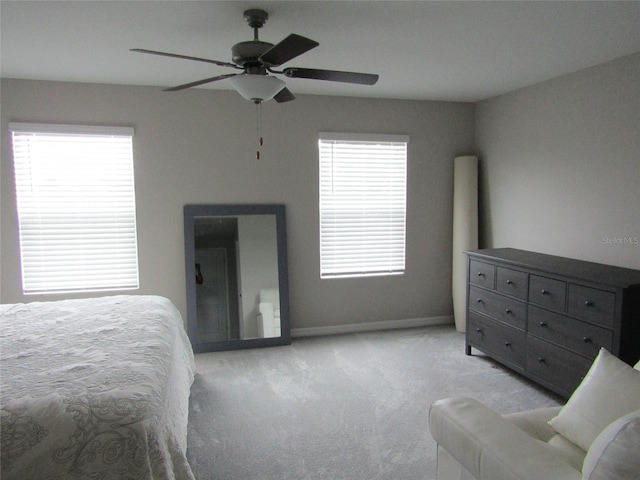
[452,156,478,333]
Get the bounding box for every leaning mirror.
[184,204,290,352]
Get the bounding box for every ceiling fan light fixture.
[229,74,286,103]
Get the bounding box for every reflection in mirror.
[184,204,290,353]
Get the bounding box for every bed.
[0,295,195,480]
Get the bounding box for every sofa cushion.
[503,407,586,471]
[504,406,561,442]
[547,434,587,472]
[548,348,640,452]
[582,410,640,480]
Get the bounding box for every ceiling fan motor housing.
[232,41,274,67]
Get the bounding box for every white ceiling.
[2,1,640,102]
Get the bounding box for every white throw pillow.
[548,348,640,452]
[582,410,640,480]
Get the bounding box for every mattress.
[0,295,195,480]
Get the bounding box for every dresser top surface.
[466,248,640,288]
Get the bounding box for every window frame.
[318,132,409,279]
[10,122,140,295]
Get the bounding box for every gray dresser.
[465,248,640,398]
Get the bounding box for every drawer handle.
[583,336,592,343]
[475,327,483,334]
[539,321,547,327]
[538,357,546,364]
[476,298,484,304]
[504,341,511,347]
[506,279,513,285]
[541,289,549,295]
[477,272,485,277]
[505,308,512,314]
[584,300,594,307]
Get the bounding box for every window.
[10,123,139,294]
[319,132,408,278]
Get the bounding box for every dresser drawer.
[469,285,526,330]
[568,284,615,328]
[529,275,566,312]
[468,312,525,369]
[469,260,495,289]
[526,336,593,396]
[528,305,613,358]
[496,267,529,300]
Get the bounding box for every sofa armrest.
[429,397,581,480]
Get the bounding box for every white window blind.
[319,133,408,278]
[10,123,139,294]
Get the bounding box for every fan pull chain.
[256,103,264,160]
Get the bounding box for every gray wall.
[475,53,640,269]
[0,79,475,330]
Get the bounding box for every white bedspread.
[1,295,195,480]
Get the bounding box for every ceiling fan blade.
[131,48,240,69]
[260,34,319,66]
[274,87,296,103]
[283,68,379,85]
[164,73,238,92]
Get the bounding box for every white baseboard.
[291,315,454,338]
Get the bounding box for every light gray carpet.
[186,325,563,480]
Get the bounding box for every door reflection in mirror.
[194,217,240,343]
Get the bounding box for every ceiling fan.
[131,8,379,104]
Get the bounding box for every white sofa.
[429,348,640,480]
[256,288,281,338]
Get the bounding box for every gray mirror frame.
[184,204,291,352]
